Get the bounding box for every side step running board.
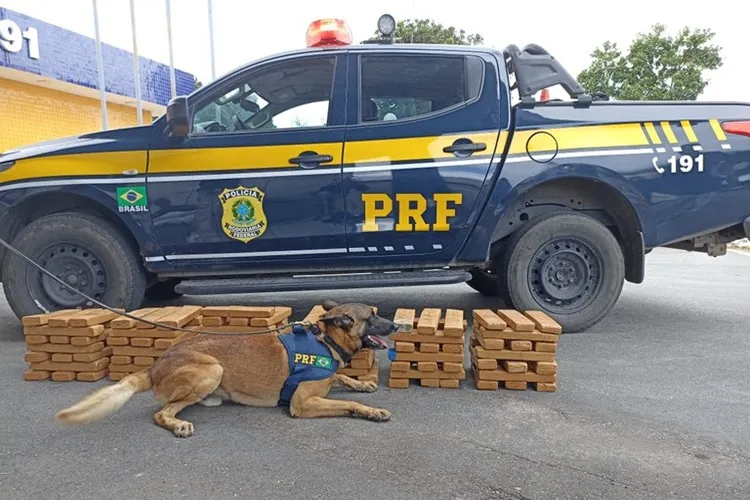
[175,269,472,295]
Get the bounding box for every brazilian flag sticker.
[116,186,149,213]
[314,356,334,369]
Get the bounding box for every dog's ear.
[321,314,354,330]
[321,299,340,311]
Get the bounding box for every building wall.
[0,77,153,152]
[0,7,194,106]
[0,7,195,152]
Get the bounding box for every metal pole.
[208,0,216,80]
[92,0,108,129]
[129,0,143,125]
[165,0,176,98]
[411,0,415,43]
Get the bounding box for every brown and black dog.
[55,300,401,437]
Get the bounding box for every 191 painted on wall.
[0,18,39,59]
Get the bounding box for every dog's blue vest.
[277,325,340,406]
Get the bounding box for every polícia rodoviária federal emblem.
[218,186,268,243]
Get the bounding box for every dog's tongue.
[366,335,388,349]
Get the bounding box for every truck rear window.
[359,54,483,123]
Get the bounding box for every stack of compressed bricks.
[388,308,468,389]
[198,305,292,334]
[108,305,291,380]
[471,309,561,392]
[302,305,379,384]
[22,308,120,382]
[107,305,203,381]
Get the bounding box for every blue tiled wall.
[0,7,194,106]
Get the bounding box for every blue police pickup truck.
[1,18,750,332]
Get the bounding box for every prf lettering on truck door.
[361,193,463,232]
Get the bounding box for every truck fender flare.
[2,185,157,257]
[486,164,653,283]
[490,166,651,239]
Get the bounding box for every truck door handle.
[288,151,334,169]
[443,140,487,156]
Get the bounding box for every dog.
[55,300,401,437]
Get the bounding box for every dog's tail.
[55,369,152,425]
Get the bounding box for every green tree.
[372,18,483,45]
[194,76,203,91]
[577,24,723,101]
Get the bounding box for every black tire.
[2,212,147,319]
[501,211,625,333]
[145,279,183,302]
[467,268,511,304]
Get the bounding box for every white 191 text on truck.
[652,153,705,175]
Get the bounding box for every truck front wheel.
[502,212,625,332]
[2,212,147,319]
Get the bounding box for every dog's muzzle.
[361,315,402,350]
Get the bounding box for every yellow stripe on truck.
[509,123,650,155]
[0,151,146,184]
[4,116,731,187]
[151,132,501,174]
[644,122,661,144]
[343,131,499,164]
[709,119,727,141]
[660,122,679,144]
[680,120,699,143]
[149,142,343,174]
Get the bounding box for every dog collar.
[292,323,320,336]
[322,334,352,364]
[292,323,352,364]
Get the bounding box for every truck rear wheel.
[502,212,625,332]
[2,212,147,319]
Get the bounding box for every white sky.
[0,0,746,102]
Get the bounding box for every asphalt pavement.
[1,248,749,500]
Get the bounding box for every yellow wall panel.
[0,78,152,153]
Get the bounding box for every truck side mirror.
[166,96,189,138]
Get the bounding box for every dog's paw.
[366,408,392,422]
[172,421,194,438]
[359,381,379,393]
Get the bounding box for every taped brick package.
[387,308,468,389]
[197,305,292,333]
[107,305,204,381]
[303,304,379,384]
[107,305,291,380]
[22,308,120,382]
[470,309,562,392]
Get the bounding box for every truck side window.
[191,56,336,134]
[359,54,483,123]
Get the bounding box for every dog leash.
[0,235,309,337]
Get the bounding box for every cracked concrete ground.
[1,248,749,500]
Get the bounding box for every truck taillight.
[721,120,750,138]
[306,19,352,48]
